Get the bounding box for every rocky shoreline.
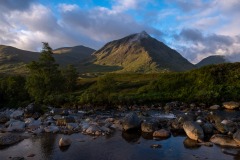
[1,101,240,156]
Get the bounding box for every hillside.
[0,45,95,74]
[93,31,195,72]
[196,55,229,68]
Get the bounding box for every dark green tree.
[61,64,78,92]
[26,42,64,103]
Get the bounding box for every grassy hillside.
[1,61,240,108]
[93,32,195,72]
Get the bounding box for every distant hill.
[196,55,229,68]
[93,31,195,72]
[0,45,95,74]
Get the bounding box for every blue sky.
[0,0,240,63]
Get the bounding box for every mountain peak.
[129,31,150,43]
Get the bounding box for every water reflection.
[122,130,141,143]
[39,133,56,159]
[141,132,153,140]
[59,145,71,152]
[183,137,200,149]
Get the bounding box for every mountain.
[53,45,96,65]
[0,45,95,74]
[93,31,195,72]
[196,55,229,68]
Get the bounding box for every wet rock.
[66,123,79,130]
[183,121,204,141]
[59,137,71,147]
[6,120,25,132]
[223,102,240,110]
[56,116,75,126]
[141,121,157,133]
[0,134,24,145]
[202,123,213,135]
[153,129,171,138]
[86,125,101,135]
[233,130,240,144]
[151,144,162,149]
[122,112,141,131]
[183,137,200,149]
[44,125,59,133]
[210,134,240,147]
[53,115,62,120]
[27,119,41,130]
[0,114,9,123]
[10,110,23,119]
[215,122,228,134]
[209,105,220,110]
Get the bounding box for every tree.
[61,64,78,92]
[26,42,64,103]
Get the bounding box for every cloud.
[0,0,35,11]
[174,28,239,63]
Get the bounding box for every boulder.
[66,123,79,130]
[44,125,59,133]
[183,121,204,141]
[233,129,240,144]
[223,101,240,110]
[153,129,171,138]
[86,125,101,135]
[0,114,9,123]
[209,105,220,110]
[202,123,213,135]
[141,121,157,133]
[7,120,25,131]
[122,112,141,131]
[27,119,41,130]
[10,110,23,119]
[0,134,24,145]
[210,134,240,147]
[56,116,75,126]
[215,122,228,134]
[59,137,71,147]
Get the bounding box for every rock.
[183,137,200,149]
[53,115,62,120]
[66,123,79,130]
[24,103,40,118]
[233,129,240,144]
[183,121,204,141]
[202,123,213,135]
[56,116,75,126]
[141,121,157,133]
[223,101,240,110]
[0,134,24,145]
[209,105,220,110]
[153,129,171,138]
[215,122,228,134]
[27,119,41,130]
[150,144,162,148]
[7,120,25,131]
[210,134,240,147]
[44,125,59,133]
[86,125,101,135]
[59,137,71,147]
[122,112,141,131]
[0,114,9,124]
[10,110,23,119]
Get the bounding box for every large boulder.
[122,112,141,131]
[209,105,220,110]
[0,134,24,146]
[202,123,213,135]
[153,129,171,138]
[233,129,240,144]
[223,101,240,110]
[59,137,71,147]
[85,125,101,135]
[210,134,240,147]
[183,121,204,141]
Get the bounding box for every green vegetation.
[0,43,239,108]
